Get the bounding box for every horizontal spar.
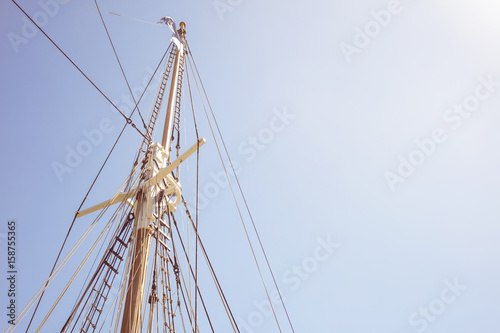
[75,138,206,219]
[143,138,206,189]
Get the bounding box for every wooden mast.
[119,22,187,333]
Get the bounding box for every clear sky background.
[1,0,500,332]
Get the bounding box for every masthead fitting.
[178,21,187,39]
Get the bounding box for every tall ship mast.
[6,14,294,333]
[65,20,202,333]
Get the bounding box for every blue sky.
[1,0,500,332]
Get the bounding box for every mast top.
[179,21,186,39]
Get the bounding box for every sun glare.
[430,0,500,64]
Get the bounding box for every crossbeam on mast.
[75,138,205,218]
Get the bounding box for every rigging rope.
[93,0,149,135]
[11,0,148,141]
[22,123,129,333]
[185,52,283,332]
[8,209,106,332]
[59,0,168,28]
[178,199,241,333]
[9,179,136,332]
[36,206,126,333]
[184,44,202,332]
[168,212,197,333]
[63,209,135,333]
[170,212,217,333]
[187,41,297,333]
[62,200,131,329]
